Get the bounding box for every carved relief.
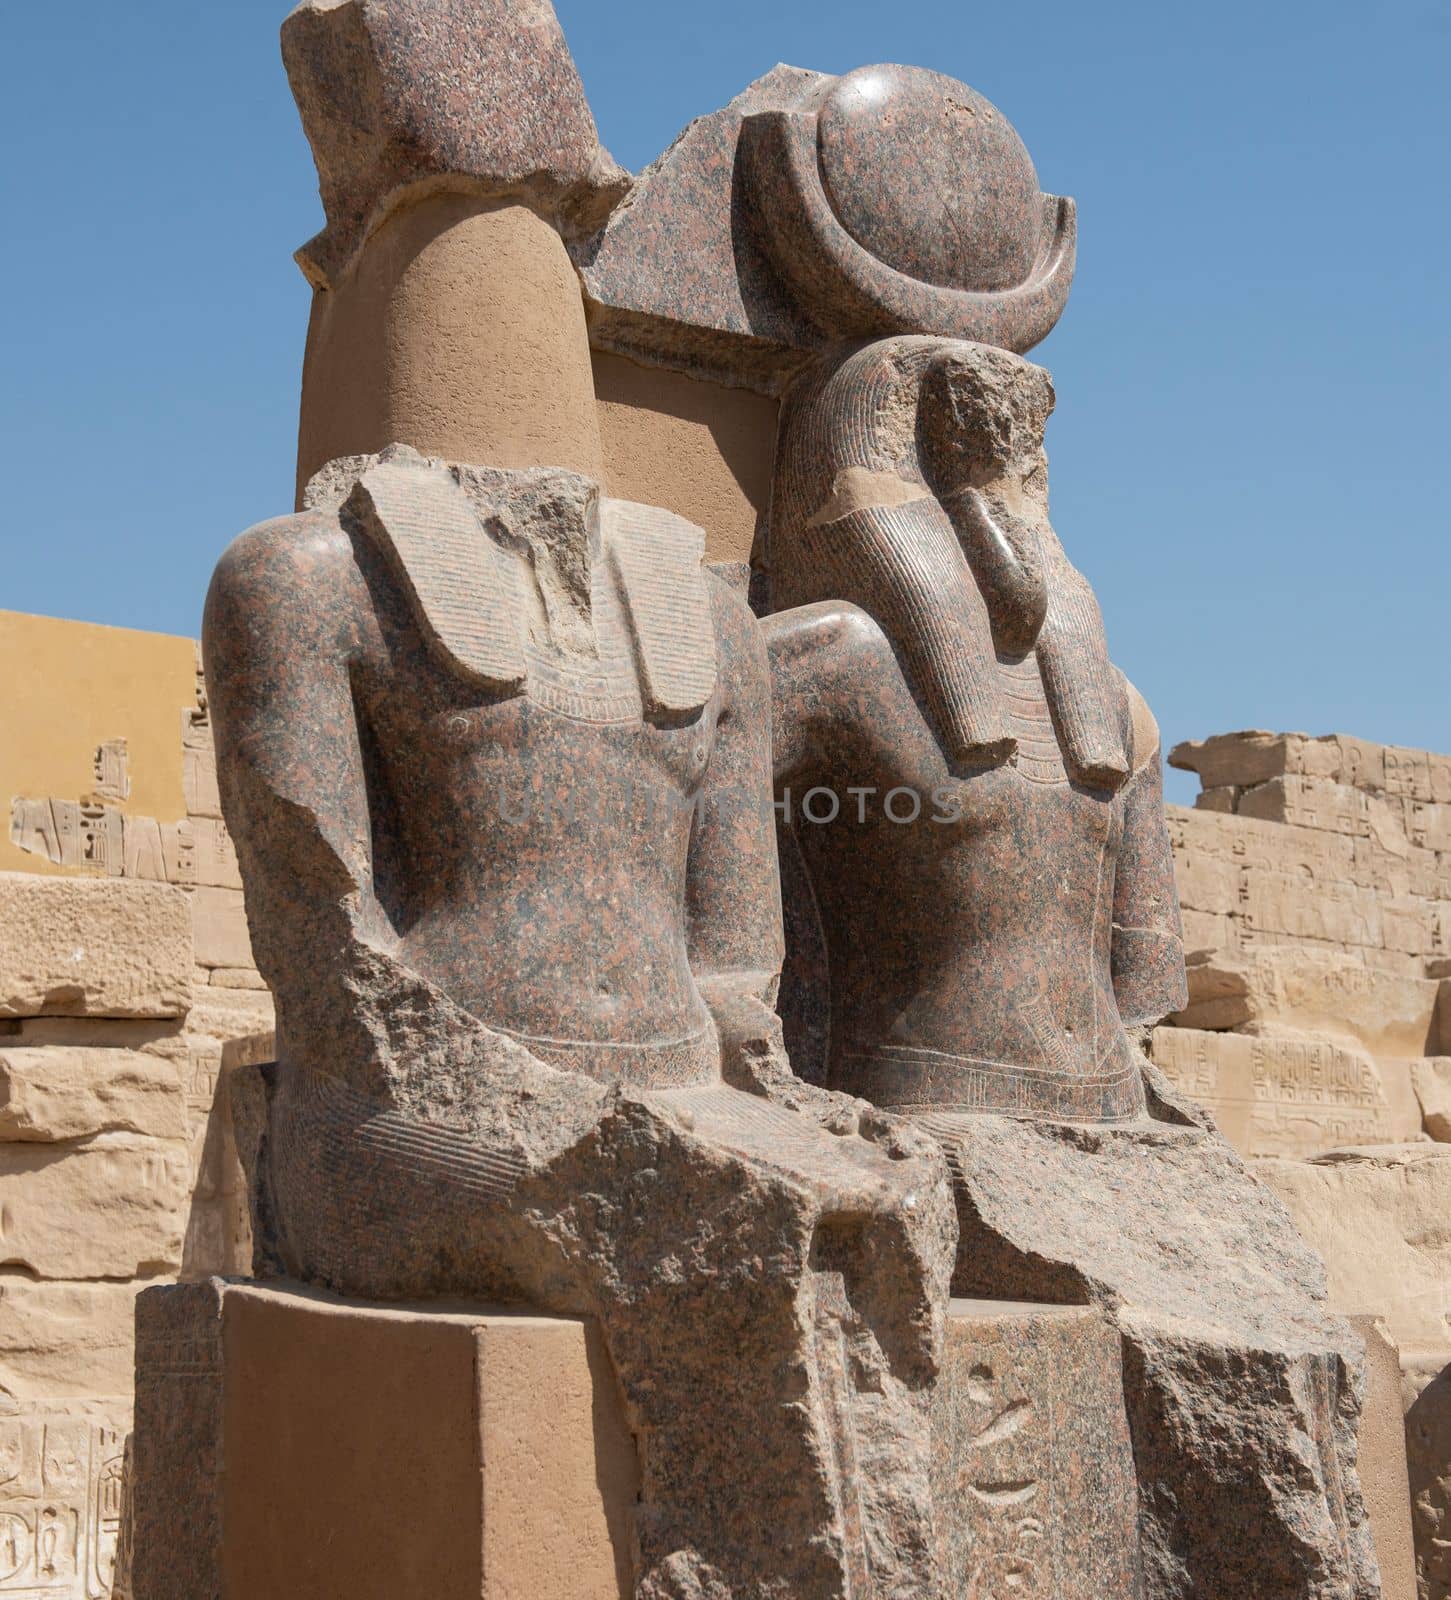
[931,1307,1141,1598]
[0,1408,127,1600]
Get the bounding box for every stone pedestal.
[127,1280,639,1600]
[129,1283,1143,1598]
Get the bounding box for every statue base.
[126,1280,639,1600]
[127,1282,1144,1598]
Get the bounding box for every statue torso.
[339,488,726,1084]
[788,644,1142,1122]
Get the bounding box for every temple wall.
[1155,730,1451,1162]
[0,611,270,1599]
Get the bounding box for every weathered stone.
[944,1111,1378,1598]
[756,328,1373,1592]
[1179,907,1236,957]
[131,1280,636,1600]
[132,1282,1146,1600]
[184,985,274,1041]
[190,884,254,971]
[0,1047,185,1142]
[1403,1357,1451,1600]
[0,1137,187,1279]
[0,1017,186,1060]
[1171,849,1240,917]
[933,1300,1141,1596]
[0,1397,130,1599]
[1239,774,1413,850]
[1346,1316,1417,1600]
[206,967,266,990]
[1413,1057,1451,1141]
[0,1281,145,1400]
[1169,729,1304,791]
[1151,1026,1422,1158]
[0,873,192,1019]
[583,68,1076,391]
[187,817,241,890]
[1255,1144,1451,1366]
[1169,731,1394,796]
[282,0,627,289]
[1238,867,1383,950]
[1194,784,1240,812]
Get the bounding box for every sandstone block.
[184,987,275,1043]
[933,1300,1140,1597]
[1171,851,1239,916]
[0,1397,130,1599]
[181,712,222,821]
[1169,730,1396,796]
[131,1280,640,1600]
[218,1030,274,1072]
[1346,1315,1417,1600]
[0,1280,145,1400]
[1152,1027,1422,1158]
[0,1137,188,1278]
[187,818,241,890]
[0,873,192,1020]
[1254,1145,1451,1360]
[1168,803,1360,882]
[1168,730,1305,790]
[207,967,266,991]
[1413,1058,1451,1141]
[1179,908,1236,958]
[0,1047,185,1142]
[1174,948,1438,1058]
[0,1017,186,1061]
[1240,776,1417,865]
[190,886,254,972]
[1238,866,1382,950]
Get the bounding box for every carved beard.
[941,486,1131,791]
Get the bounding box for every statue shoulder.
[204,508,364,664]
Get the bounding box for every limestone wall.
[1153,728,1451,1159]
[0,612,271,1599]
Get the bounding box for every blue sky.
[2,0,1447,803]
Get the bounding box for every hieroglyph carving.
[0,1407,126,1599]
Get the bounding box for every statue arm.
[1111,678,1189,1028]
[203,511,393,984]
[686,576,786,1006]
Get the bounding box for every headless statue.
[763,339,1379,1600]
[203,445,955,1600]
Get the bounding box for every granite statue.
[761,336,1380,1597]
[192,444,955,1600]
[122,0,1391,1594]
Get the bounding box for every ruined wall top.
[1171,730,1451,813]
